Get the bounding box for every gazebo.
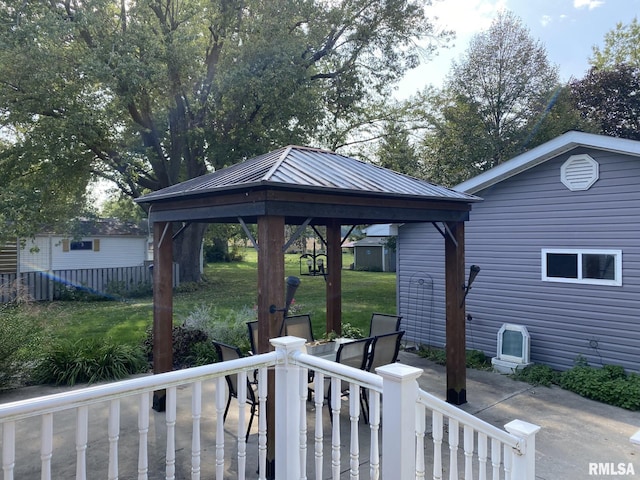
[136,145,480,475]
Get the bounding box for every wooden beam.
[445,221,466,405]
[326,220,342,336]
[257,215,285,479]
[152,221,173,411]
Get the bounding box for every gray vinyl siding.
[398,147,640,372]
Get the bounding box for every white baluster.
[237,372,247,480]
[3,420,16,480]
[415,403,425,480]
[368,391,380,480]
[313,373,324,480]
[258,368,268,480]
[348,383,360,480]
[165,387,176,480]
[107,400,119,480]
[191,382,202,480]
[463,426,474,480]
[448,418,459,480]
[216,376,226,480]
[299,368,308,480]
[41,413,53,480]
[432,411,443,480]
[76,406,88,480]
[330,377,341,480]
[477,432,487,480]
[490,439,501,480]
[138,393,150,480]
[503,444,512,480]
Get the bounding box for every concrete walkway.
[1,351,639,479]
[401,351,640,480]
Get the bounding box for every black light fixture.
[269,275,301,317]
[461,265,481,307]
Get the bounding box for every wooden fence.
[0,264,180,302]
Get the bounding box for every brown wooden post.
[445,221,467,405]
[257,215,285,479]
[326,220,342,336]
[152,221,174,411]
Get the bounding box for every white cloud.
[430,0,506,36]
[540,14,552,27]
[573,0,605,10]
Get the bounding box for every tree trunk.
[173,223,207,283]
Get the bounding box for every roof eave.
[454,131,640,194]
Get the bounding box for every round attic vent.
[561,154,599,191]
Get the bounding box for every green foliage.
[570,64,640,141]
[418,346,491,370]
[591,18,640,69]
[510,364,560,387]
[322,322,365,341]
[142,325,215,370]
[104,280,153,299]
[34,339,147,386]
[182,304,254,355]
[560,364,640,411]
[421,11,575,186]
[0,304,46,389]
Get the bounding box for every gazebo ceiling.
[137,145,481,225]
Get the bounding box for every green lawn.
[22,249,396,347]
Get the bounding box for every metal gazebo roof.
[137,145,480,225]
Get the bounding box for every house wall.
[19,236,147,272]
[398,146,640,373]
[354,245,383,271]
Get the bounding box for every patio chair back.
[247,320,259,354]
[212,340,258,441]
[336,337,374,370]
[367,330,405,372]
[283,314,314,343]
[369,312,402,337]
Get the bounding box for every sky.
[396,0,640,98]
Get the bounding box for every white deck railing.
[0,336,540,479]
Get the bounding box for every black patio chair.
[368,313,402,337]
[317,336,374,423]
[247,320,259,355]
[213,341,258,442]
[283,314,314,343]
[361,330,405,423]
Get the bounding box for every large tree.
[0,0,444,281]
[421,11,565,185]
[570,64,640,141]
[591,17,640,68]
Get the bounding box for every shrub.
[183,304,254,354]
[34,338,147,386]
[417,346,490,369]
[510,364,560,387]
[559,364,640,410]
[142,325,217,370]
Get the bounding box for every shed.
[396,131,640,373]
[352,236,396,272]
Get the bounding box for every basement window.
[541,249,622,286]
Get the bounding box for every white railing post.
[505,419,541,480]
[271,336,305,480]
[376,363,422,480]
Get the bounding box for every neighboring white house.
[17,218,149,273]
[397,131,640,373]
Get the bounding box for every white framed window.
[541,249,622,286]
